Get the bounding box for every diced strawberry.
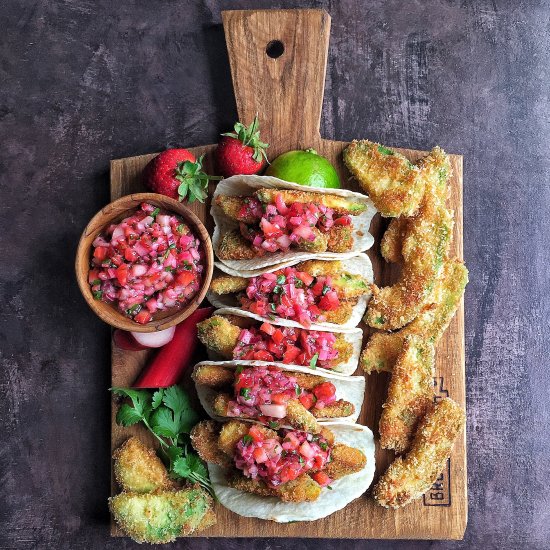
[299,392,315,410]
[134,310,152,324]
[319,290,340,311]
[253,350,274,362]
[260,322,276,336]
[311,471,332,487]
[296,271,314,286]
[248,425,265,443]
[176,271,195,286]
[271,393,290,405]
[334,216,351,226]
[282,345,301,364]
[124,248,138,262]
[271,329,284,345]
[253,447,269,463]
[313,382,336,401]
[93,246,108,261]
[115,264,128,286]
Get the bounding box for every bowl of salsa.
[76,193,213,332]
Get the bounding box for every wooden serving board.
[110,9,466,540]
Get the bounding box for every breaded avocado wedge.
[109,488,214,543]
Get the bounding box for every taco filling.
[215,189,366,259]
[197,315,353,369]
[191,420,367,503]
[193,364,355,433]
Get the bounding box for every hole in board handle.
[266,40,284,59]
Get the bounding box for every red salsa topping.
[89,202,203,323]
[228,365,337,423]
[239,266,341,328]
[234,424,332,487]
[238,193,351,254]
[233,322,339,369]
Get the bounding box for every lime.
[265,149,341,188]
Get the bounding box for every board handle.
[222,9,331,155]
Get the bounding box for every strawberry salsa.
[234,424,333,487]
[238,194,351,254]
[239,266,341,328]
[233,322,339,369]
[228,365,337,422]
[89,202,203,324]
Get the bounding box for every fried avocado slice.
[324,301,355,325]
[344,140,424,217]
[218,420,277,457]
[227,472,322,502]
[113,437,172,494]
[215,195,259,223]
[361,258,468,374]
[365,206,454,330]
[197,316,241,358]
[373,398,465,509]
[109,488,215,543]
[322,443,367,480]
[217,230,257,260]
[193,364,235,389]
[285,399,321,433]
[416,146,452,213]
[296,227,329,253]
[380,218,407,263]
[212,393,321,434]
[190,420,231,468]
[209,274,248,295]
[379,336,435,453]
[327,225,354,252]
[311,400,355,419]
[295,260,371,299]
[255,188,367,216]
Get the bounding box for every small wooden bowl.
[75,193,213,332]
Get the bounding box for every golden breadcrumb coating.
[197,316,241,358]
[323,443,367,480]
[361,258,468,374]
[365,147,454,330]
[284,399,321,434]
[311,399,355,419]
[215,195,258,223]
[373,397,465,509]
[292,372,327,389]
[192,364,235,388]
[324,302,355,325]
[190,420,231,468]
[109,489,214,543]
[344,140,424,217]
[217,230,257,260]
[380,218,408,263]
[326,225,354,252]
[210,274,248,295]
[379,336,435,453]
[254,188,367,216]
[113,437,172,494]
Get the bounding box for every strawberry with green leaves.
[216,115,269,177]
[144,148,221,203]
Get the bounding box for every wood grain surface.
[110,8,466,540]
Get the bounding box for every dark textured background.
[1,1,548,549]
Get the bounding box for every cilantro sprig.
[111,385,213,495]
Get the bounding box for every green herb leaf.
[111,387,153,421]
[173,453,208,481]
[242,434,253,445]
[268,421,279,429]
[151,207,160,218]
[240,387,251,399]
[310,353,319,369]
[152,389,164,409]
[93,290,103,300]
[116,403,144,426]
[277,274,286,284]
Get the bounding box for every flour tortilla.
[212,175,377,274]
[207,254,373,330]
[193,360,365,425]
[203,309,363,376]
[208,422,375,522]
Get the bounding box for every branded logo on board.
[423,377,452,507]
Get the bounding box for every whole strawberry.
[216,115,269,177]
[144,148,221,203]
